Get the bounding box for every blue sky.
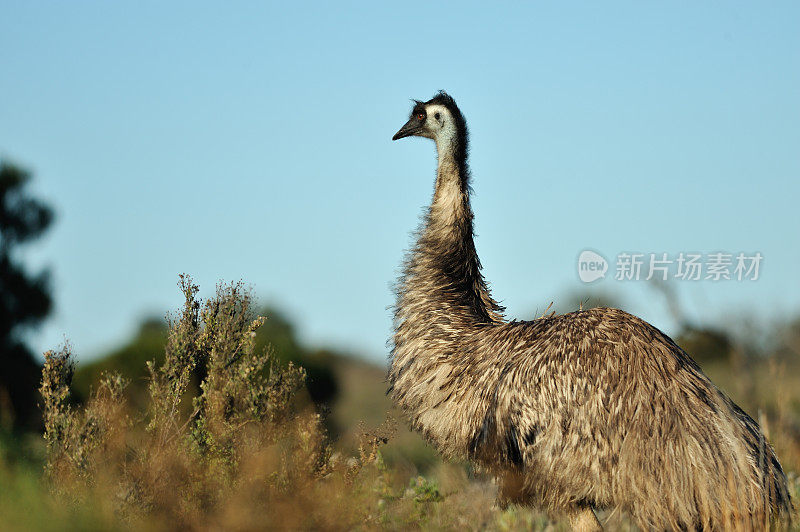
[2,2,798,362]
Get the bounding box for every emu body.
[388,92,791,530]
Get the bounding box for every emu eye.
[417,113,425,121]
[434,112,440,120]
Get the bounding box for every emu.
[388,91,791,530]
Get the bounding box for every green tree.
[0,161,54,429]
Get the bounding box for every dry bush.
[40,276,343,528]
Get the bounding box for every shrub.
[39,276,340,527]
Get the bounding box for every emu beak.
[392,117,423,141]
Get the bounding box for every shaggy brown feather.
[389,92,792,530]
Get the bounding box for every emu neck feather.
[430,149,467,231]
[412,143,502,326]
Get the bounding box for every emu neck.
[430,145,468,230]
[405,139,502,327]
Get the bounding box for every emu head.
[392,91,468,158]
